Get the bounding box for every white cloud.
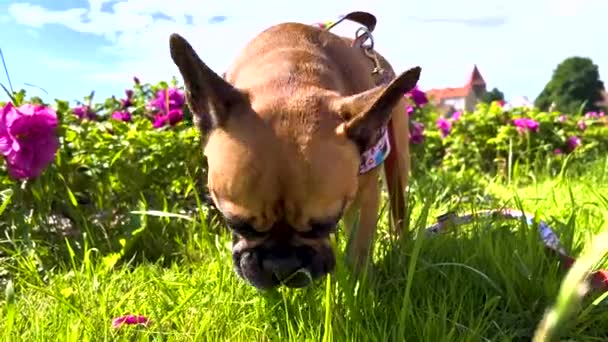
[4,1,501,70]
[9,4,86,28]
[40,55,107,71]
[9,1,389,86]
[6,0,608,100]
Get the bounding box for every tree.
[535,83,553,111]
[534,57,605,114]
[480,87,504,104]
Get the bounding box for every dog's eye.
[225,217,267,239]
[300,220,338,239]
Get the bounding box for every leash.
[315,11,376,32]
[425,209,608,292]
[316,15,608,292]
[315,12,394,175]
[315,11,390,87]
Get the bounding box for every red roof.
[426,87,470,101]
[426,65,485,102]
[468,65,486,86]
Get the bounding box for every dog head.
[169,32,420,290]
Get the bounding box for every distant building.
[426,65,487,114]
[507,96,534,109]
[596,90,608,109]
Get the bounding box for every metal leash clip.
[354,27,387,85]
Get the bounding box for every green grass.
[1,158,608,341]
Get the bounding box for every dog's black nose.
[233,243,333,289]
[262,257,311,288]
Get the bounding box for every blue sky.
[1,0,606,105]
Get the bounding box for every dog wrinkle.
[252,98,358,232]
[291,234,331,249]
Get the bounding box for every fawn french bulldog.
[169,14,420,289]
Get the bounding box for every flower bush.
[1,77,607,265]
[0,77,207,263]
[405,96,608,179]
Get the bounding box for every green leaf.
[5,279,15,305]
[0,83,18,105]
[60,287,74,299]
[110,148,126,167]
[0,189,13,216]
[58,174,78,207]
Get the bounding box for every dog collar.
[359,125,391,174]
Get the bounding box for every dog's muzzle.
[232,235,335,289]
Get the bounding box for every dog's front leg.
[342,169,381,271]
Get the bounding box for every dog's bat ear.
[335,66,421,152]
[169,33,248,131]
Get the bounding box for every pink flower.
[566,136,581,151]
[554,148,563,155]
[556,115,567,123]
[167,109,183,125]
[436,117,452,137]
[451,111,462,121]
[149,88,185,114]
[121,99,132,108]
[407,86,428,107]
[0,102,59,180]
[512,118,526,132]
[577,120,587,131]
[406,106,414,116]
[152,109,183,129]
[513,118,539,133]
[111,111,132,122]
[72,105,96,120]
[527,120,539,132]
[148,88,186,128]
[410,121,425,144]
[152,114,167,128]
[121,89,134,108]
[111,314,149,329]
[584,112,597,119]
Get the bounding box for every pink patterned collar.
[359,126,391,174]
